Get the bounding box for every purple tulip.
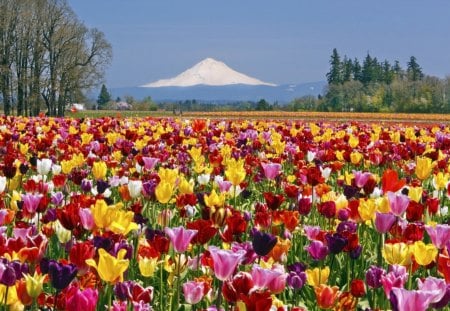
[45,260,78,290]
[251,230,278,257]
[114,281,133,300]
[365,265,386,289]
[375,212,397,233]
[304,240,329,261]
[325,233,347,254]
[287,262,307,289]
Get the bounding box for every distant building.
[115,101,132,110]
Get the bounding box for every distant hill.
[111,81,326,103]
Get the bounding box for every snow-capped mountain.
[141,58,276,87]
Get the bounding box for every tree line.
[0,0,111,116]
[287,49,450,113]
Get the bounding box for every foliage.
[0,0,111,116]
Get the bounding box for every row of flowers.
[0,116,448,310]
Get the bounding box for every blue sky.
[68,0,450,88]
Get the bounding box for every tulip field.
[0,115,449,311]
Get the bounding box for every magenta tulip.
[387,192,410,216]
[375,212,396,233]
[208,246,245,281]
[66,284,98,311]
[183,280,205,304]
[304,240,329,261]
[261,162,282,180]
[425,224,450,249]
[164,226,198,253]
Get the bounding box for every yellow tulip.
[349,135,359,148]
[0,285,18,305]
[109,210,139,235]
[86,248,129,284]
[415,157,432,180]
[413,241,437,266]
[382,242,412,266]
[178,177,194,194]
[158,167,179,184]
[92,161,107,180]
[81,133,93,145]
[225,159,246,186]
[408,187,423,203]
[23,271,46,298]
[138,256,159,277]
[204,189,225,208]
[375,197,390,213]
[358,198,377,222]
[61,160,75,174]
[90,199,118,229]
[155,181,174,204]
[433,172,449,191]
[19,143,29,156]
[306,267,330,287]
[350,152,363,165]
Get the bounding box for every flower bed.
[0,116,448,310]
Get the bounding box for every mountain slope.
[112,81,326,103]
[141,58,276,87]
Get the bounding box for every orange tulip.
[314,284,339,309]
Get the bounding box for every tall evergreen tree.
[361,54,374,85]
[326,48,342,84]
[407,56,423,81]
[352,58,363,82]
[97,84,111,109]
[342,57,353,82]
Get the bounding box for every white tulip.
[36,158,52,175]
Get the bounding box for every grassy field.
[69,109,450,124]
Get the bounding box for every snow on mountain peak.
[141,58,276,87]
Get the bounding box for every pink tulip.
[21,193,43,215]
[417,276,447,304]
[425,224,450,249]
[208,246,245,281]
[79,208,94,230]
[261,162,282,180]
[303,225,321,240]
[183,280,205,304]
[391,288,436,311]
[381,265,408,296]
[353,170,371,188]
[142,157,159,171]
[374,212,396,233]
[66,284,98,311]
[251,264,287,294]
[387,192,410,216]
[164,226,198,253]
